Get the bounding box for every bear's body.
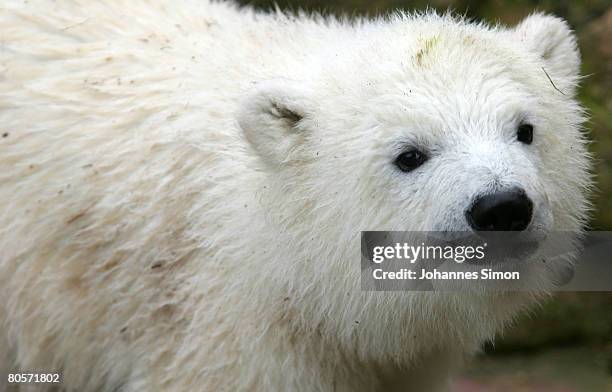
[0,1,590,391]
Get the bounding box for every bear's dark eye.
[517,123,534,144]
[395,149,428,172]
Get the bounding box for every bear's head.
[237,12,592,360]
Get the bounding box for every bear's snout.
[466,188,533,232]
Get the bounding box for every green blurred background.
[238,1,612,390]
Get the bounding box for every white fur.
[0,2,591,391]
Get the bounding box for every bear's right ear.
[238,81,313,167]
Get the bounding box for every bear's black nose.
[466,188,533,232]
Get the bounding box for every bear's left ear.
[514,13,581,95]
[238,80,313,167]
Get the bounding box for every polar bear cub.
[0,1,590,391]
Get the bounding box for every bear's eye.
[517,123,534,144]
[395,149,428,172]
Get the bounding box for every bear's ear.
[514,13,581,95]
[238,80,313,167]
